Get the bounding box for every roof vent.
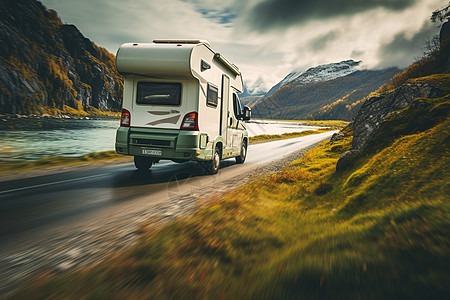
[153,39,211,47]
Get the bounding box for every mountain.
[265,60,361,98]
[238,85,265,98]
[239,95,264,107]
[0,0,123,115]
[240,60,364,111]
[252,66,400,121]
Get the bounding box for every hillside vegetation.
[239,95,264,107]
[252,68,399,121]
[0,0,123,115]
[13,72,449,299]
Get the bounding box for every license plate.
[142,149,162,156]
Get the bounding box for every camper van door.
[230,93,244,148]
[221,75,231,147]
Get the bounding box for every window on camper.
[136,82,181,106]
[206,83,218,107]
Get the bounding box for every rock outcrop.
[334,72,449,173]
[440,20,450,69]
[0,0,123,115]
[351,80,444,150]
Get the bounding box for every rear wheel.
[236,140,247,164]
[134,156,153,170]
[205,145,221,175]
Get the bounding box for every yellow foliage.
[7,55,37,80]
[62,105,88,116]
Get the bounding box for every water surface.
[0,118,321,161]
[0,118,120,161]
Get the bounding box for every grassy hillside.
[13,80,449,299]
[252,68,399,121]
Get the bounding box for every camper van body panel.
[190,44,222,151]
[116,43,193,77]
[115,41,248,167]
[130,77,194,130]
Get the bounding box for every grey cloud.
[351,49,365,59]
[309,31,340,51]
[376,21,439,68]
[183,0,239,25]
[246,0,417,31]
[197,8,238,24]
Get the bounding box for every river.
[0,118,120,161]
[0,118,321,161]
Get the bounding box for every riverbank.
[249,118,348,129]
[0,129,338,178]
[249,128,333,143]
[0,111,120,120]
[0,151,132,180]
[0,117,120,161]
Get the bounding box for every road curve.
[0,131,336,295]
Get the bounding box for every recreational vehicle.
[115,40,251,174]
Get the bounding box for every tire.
[235,140,247,164]
[134,156,153,170]
[205,145,221,175]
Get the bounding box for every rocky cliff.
[0,0,123,115]
[336,74,449,172]
[352,78,447,150]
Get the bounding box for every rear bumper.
[115,127,211,161]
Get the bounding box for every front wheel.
[204,145,221,175]
[134,156,153,170]
[235,140,247,164]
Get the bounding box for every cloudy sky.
[40,0,446,94]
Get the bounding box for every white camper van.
[115,40,251,174]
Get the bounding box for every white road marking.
[0,174,108,195]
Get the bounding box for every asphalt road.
[0,131,336,251]
[0,131,338,295]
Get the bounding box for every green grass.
[0,151,129,175]
[252,118,349,129]
[249,128,334,143]
[13,113,449,299]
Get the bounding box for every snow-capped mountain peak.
[266,60,361,97]
[292,60,361,87]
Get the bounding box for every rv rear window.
[136,82,181,106]
[207,83,218,107]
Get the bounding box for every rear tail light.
[120,108,131,127]
[180,112,199,131]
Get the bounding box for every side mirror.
[242,106,251,121]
